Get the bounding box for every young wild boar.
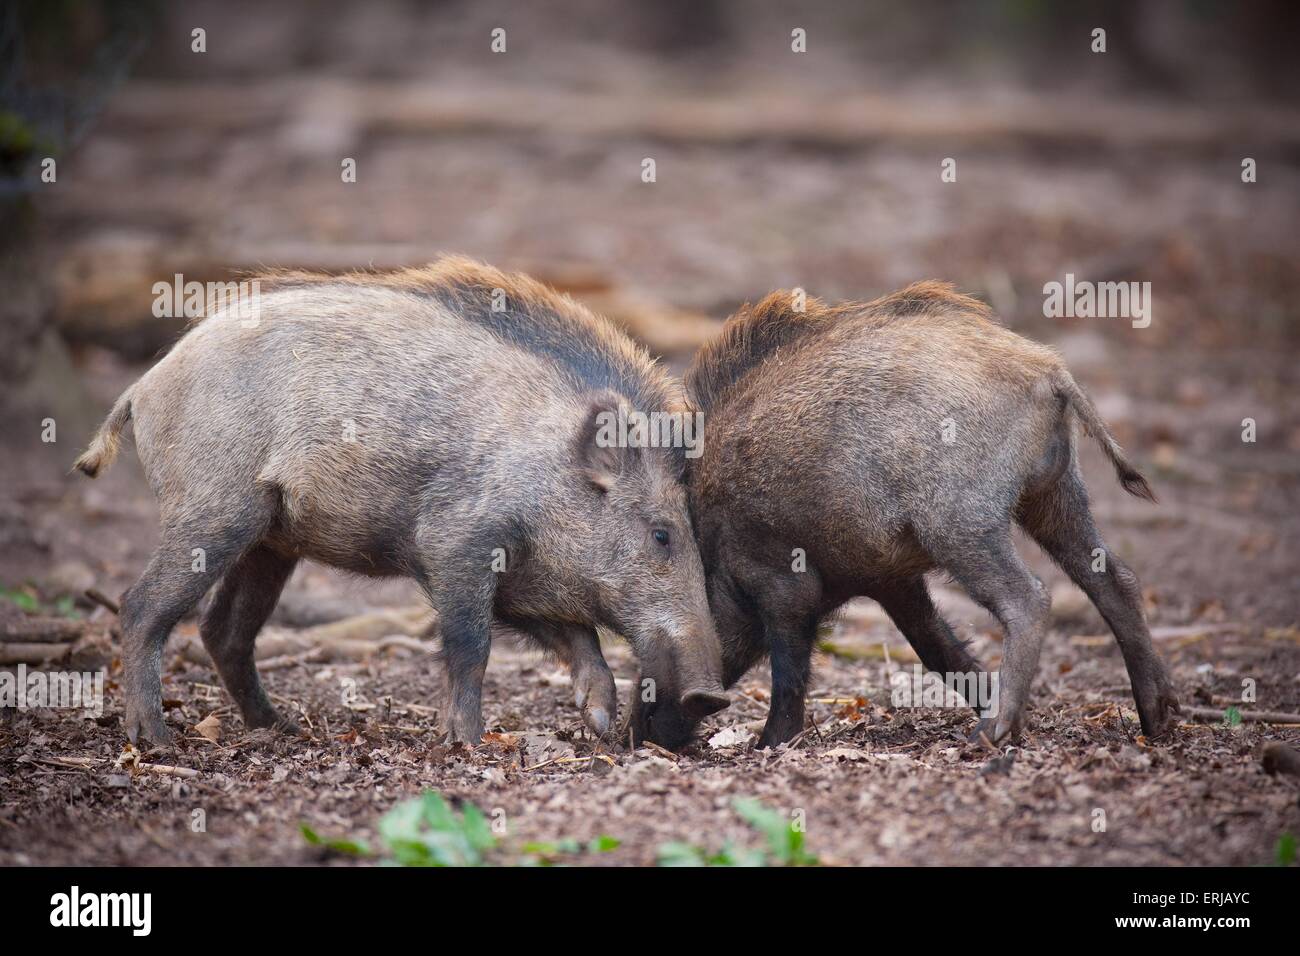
[632,282,1181,749]
[75,256,728,746]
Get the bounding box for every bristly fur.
[73,254,722,747]
[259,256,678,416]
[685,281,993,414]
[637,280,1176,751]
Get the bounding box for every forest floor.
[2,3,1299,866]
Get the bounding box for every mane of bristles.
[256,255,678,413]
[685,281,993,413]
[685,291,838,413]
[864,280,993,320]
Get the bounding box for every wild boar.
[75,256,728,746]
[633,282,1181,749]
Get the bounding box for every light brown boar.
[75,256,728,746]
[632,282,1181,749]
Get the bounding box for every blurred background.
[2,0,1298,622]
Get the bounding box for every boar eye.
[652,528,670,547]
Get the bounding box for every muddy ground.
[2,1,1299,866]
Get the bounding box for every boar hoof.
[124,706,173,748]
[756,720,799,750]
[1137,685,1182,739]
[573,665,618,739]
[278,717,305,736]
[244,707,302,736]
[967,715,1021,746]
[264,714,303,736]
[444,715,485,747]
[584,706,612,738]
[967,719,996,746]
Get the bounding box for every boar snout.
[667,621,728,719]
[629,675,693,751]
[629,629,728,750]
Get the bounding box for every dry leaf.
[708,726,754,749]
[114,744,140,770]
[194,714,222,743]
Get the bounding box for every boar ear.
[573,391,640,493]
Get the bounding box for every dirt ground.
[2,1,1298,866]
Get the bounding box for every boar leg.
[1019,470,1181,738]
[935,533,1049,744]
[200,545,299,733]
[119,498,276,746]
[527,622,617,738]
[757,614,820,748]
[441,608,492,744]
[425,579,496,745]
[870,576,985,712]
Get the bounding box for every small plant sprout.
[299,791,619,867]
[657,798,819,867]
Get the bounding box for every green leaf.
[299,823,370,856]
[377,791,498,867]
[656,842,708,867]
[1222,706,1243,727]
[588,835,621,853]
[732,797,791,859]
[718,845,767,867]
[379,797,425,845]
[731,797,818,866]
[460,802,497,851]
[0,588,40,613]
[1277,832,1297,867]
[419,791,457,831]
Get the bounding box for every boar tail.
[1052,370,1156,503]
[73,387,134,478]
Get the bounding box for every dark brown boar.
[633,282,1181,749]
[75,256,727,746]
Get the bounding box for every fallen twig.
[523,753,617,773]
[37,756,98,769]
[1183,705,1300,725]
[36,755,200,778]
[136,762,200,778]
[85,588,120,615]
[258,646,327,671]
[0,642,71,664]
[639,741,679,761]
[375,635,436,654]
[1076,623,1246,645]
[0,617,85,643]
[1149,623,1246,640]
